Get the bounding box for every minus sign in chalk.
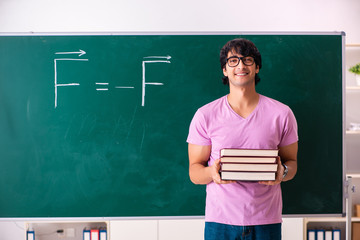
[96,88,108,91]
[145,82,163,85]
[115,86,135,89]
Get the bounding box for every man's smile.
[235,72,248,76]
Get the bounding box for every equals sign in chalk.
[96,83,109,91]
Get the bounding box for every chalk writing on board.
[95,82,109,91]
[55,49,86,57]
[95,83,135,91]
[141,56,171,106]
[54,52,171,108]
[54,58,88,108]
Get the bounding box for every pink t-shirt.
[187,94,298,226]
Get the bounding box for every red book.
[91,229,99,240]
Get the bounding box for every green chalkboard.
[0,33,343,218]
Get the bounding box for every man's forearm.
[189,163,213,185]
[282,159,297,182]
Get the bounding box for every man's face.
[222,51,259,88]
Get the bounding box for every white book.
[221,163,277,172]
[220,156,277,163]
[221,171,275,181]
[220,148,278,157]
[100,230,107,240]
[83,230,90,240]
[27,231,35,240]
[333,229,340,240]
[325,230,332,240]
[308,230,316,240]
[317,230,325,240]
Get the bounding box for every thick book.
[220,148,279,157]
[220,156,277,163]
[221,163,278,172]
[220,171,275,181]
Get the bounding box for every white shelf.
[304,217,360,223]
[346,44,360,47]
[346,86,360,90]
[347,173,360,178]
[346,130,360,134]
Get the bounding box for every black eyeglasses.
[226,56,255,67]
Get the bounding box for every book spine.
[220,162,277,165]
[220,170,277,173]
[220,148,279,157]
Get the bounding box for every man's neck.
[227,86,259,118]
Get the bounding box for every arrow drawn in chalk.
[143,56,171,60]
[56,49,86,57]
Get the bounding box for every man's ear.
[223,67,228,76]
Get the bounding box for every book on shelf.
[83,230,91,240]
[307,229,316,240]
[220,148,279,157]
[220,171,275,181]
[26,231,35,240]
[325,230,332,240]
[333,229,340,240]
[100,229,107,240]
[316,229,324,240]
[221,163,278,172]
[91,229,99,240]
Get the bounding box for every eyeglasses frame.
[226,56,255,67]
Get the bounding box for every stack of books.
[220,148,279,181]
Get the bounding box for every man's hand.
[211,159,236,184]
[258,157,284,185]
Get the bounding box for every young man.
[187,38,298,240]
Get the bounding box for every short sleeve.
[279,108,298,147]
[186,109,212,146]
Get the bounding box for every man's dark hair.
[220,38,262,85]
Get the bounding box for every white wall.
[0,0,359,239]
[0,0,360,42]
